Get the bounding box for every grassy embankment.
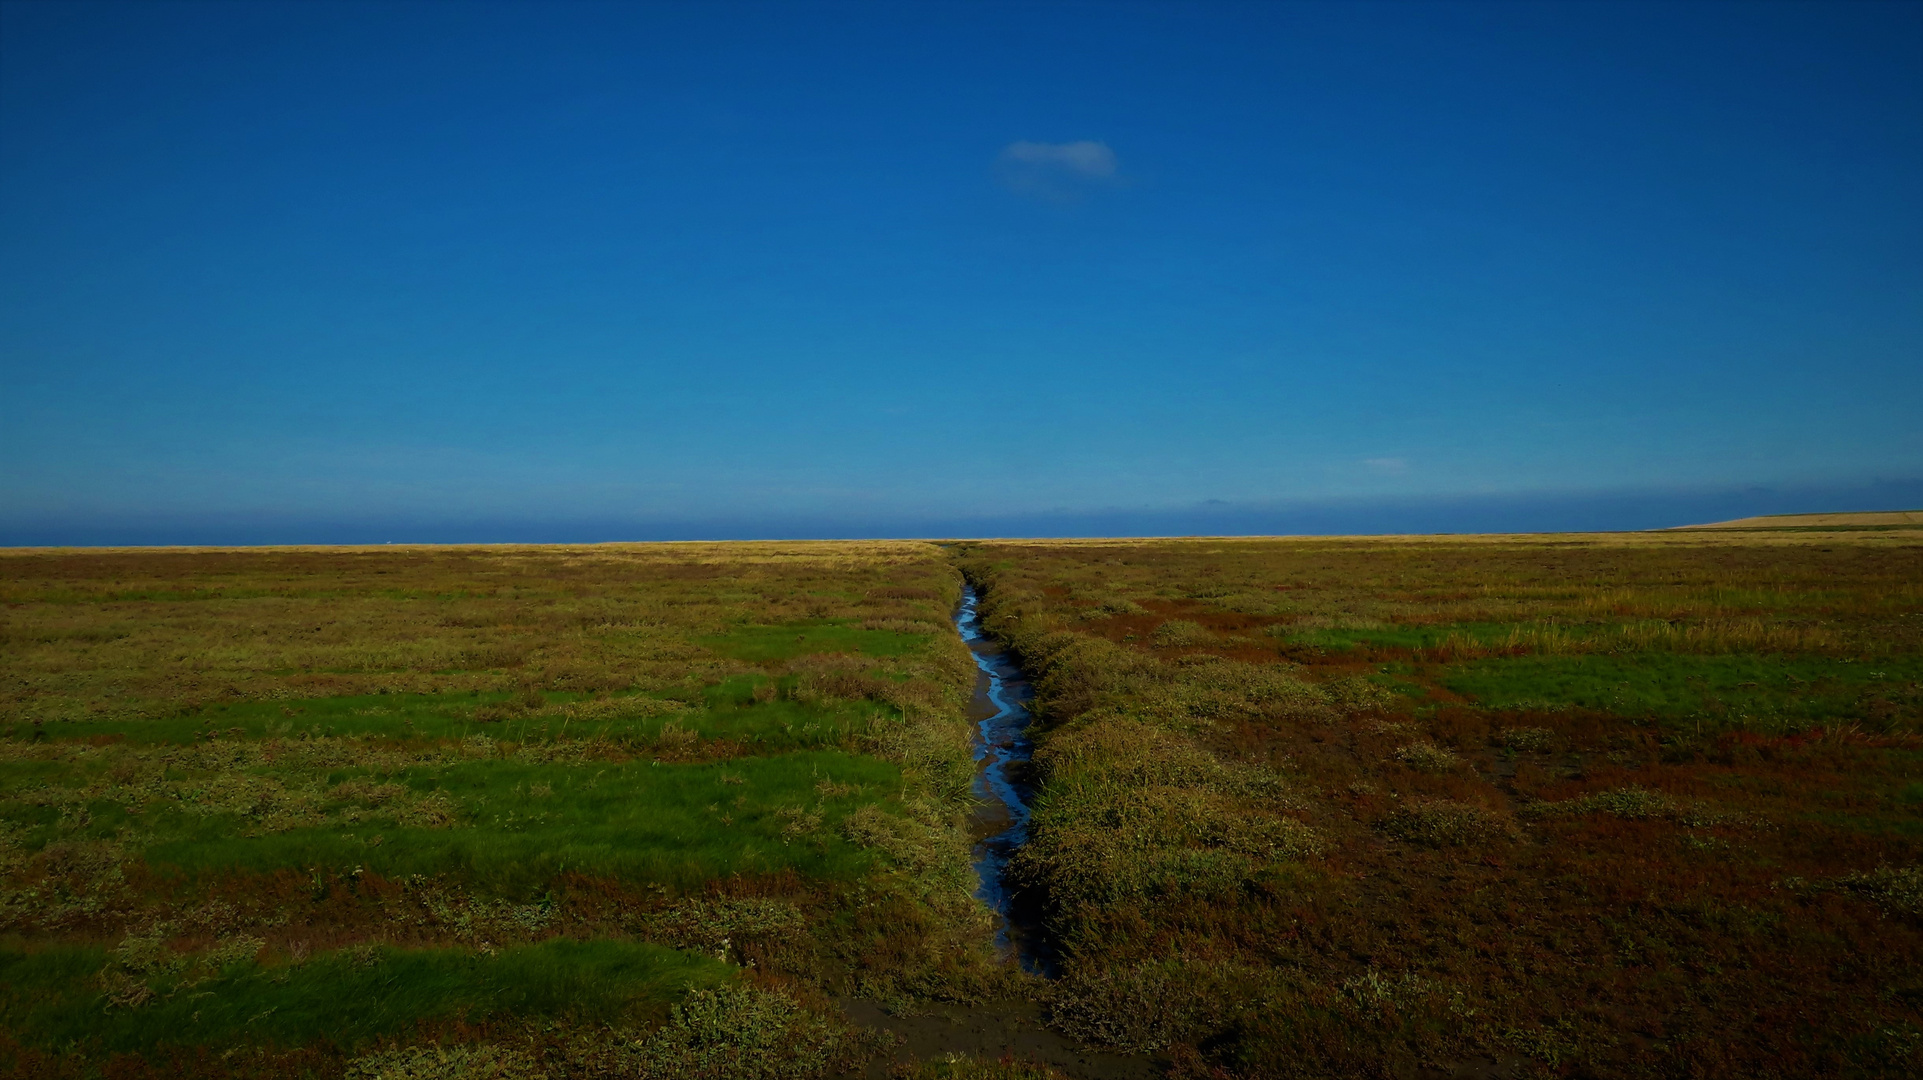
[957,529,1923,1079]
[0,543,1013,1078]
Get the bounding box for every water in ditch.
[954,583,1054,975]
[838,585,1159,1077]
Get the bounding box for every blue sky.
[2,0,1919,541]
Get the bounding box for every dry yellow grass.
[0,541,951,724]
[1670,509,1923,530]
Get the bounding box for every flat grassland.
[959,528,1922,1078]
[1672,509,1923,530]
[0,543,1008,1079]
[2,529,1920,1079]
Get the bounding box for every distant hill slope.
[1669,509,1923,530]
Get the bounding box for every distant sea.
[5,477,1920,546]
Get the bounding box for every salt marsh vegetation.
[3,527,1920,1077]
[957,528,1923,1077]
[0,543,1005,1078]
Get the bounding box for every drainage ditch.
[954,583,1053,975]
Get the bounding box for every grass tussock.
[1495,726,1556,752]
[1014,716,1320,911]
[1392,741,1459,772]
[1150,619,1211,648]
[1830,866,1923,918]
[341,984,865,1080]
[1524,784,1678,820]
[1376,798,1513,847]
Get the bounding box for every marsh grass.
[697,620,934,663]
[1442,652,1923,732]
[1149,620,1210,648]
[9,533,1922,1076]
[0,541,996,1075]
[1392,742,1460,772]
[1495,726,1556,752]
[892,1057,1071,1079]
[4,938,732,1055]
[1523,785,1678,821]
[957,531,1923,1078]
[336,982,870,1080]
[1377,798,1512,847]
[1832,866,1923,918]
[142,749,898,889]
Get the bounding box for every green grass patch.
[0,690,666,746]
[695,675,898,746]
[118,750,900,893]
[0,938,730,1054]
[1794,806,1923,841]
[1276,624,1478,651]
[698,620,931,662]
[1276,621,1588,652]
[1441,653,1923,729]
[2,684,891,753]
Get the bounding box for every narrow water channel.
[954,584,1053,975]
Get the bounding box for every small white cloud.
[1363,457,1409,474]
[997,140,1119,200]
[1000,140,1117,177]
